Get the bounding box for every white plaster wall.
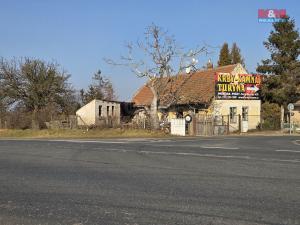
[214,99,261,131]
[231,63,248,75]
[76,100,96,126]
[292,106,300,124]
[171,118,186,136]
[94,100,121,125]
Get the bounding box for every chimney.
[206,59,213,69]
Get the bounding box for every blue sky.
[0,0,299,101]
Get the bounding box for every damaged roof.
[132,64,238,107]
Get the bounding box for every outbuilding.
[76,99,121,127]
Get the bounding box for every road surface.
[0,136,299,225]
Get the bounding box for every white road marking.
[276,150,300,153]
[200,146,239,150]
[144,144,240,149]
[149,139,172,142]
[49,140,129,144]
[145,144,179,147]
[113,149,250,159]
[93,148,300,163]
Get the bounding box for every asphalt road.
[0,136,299,225]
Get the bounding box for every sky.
[0,0,300,101]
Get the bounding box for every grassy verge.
[0,128,168,139]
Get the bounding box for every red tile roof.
[132,64,238,107]
[132,85,154,106]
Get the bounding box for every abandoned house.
[76,99,135,128]
[132,63,262,134]
[76,99,121,127]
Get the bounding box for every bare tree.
[105,24,207,129]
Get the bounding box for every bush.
[5,111,32,129]
[260,102,281,130]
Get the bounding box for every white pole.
[289,110,292,135]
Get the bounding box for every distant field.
[0,128,168,139]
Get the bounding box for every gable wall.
[76,100,96,126]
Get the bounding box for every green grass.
[0,128,168,139]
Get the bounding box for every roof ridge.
[135,64,238,83]
[197,63,238,72]
[132,64,241,106]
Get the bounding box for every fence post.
[192,115,196,135]
[238,114,241,133]
[212,115,215,136]
[227,115,230,134]
[260,112,263,130]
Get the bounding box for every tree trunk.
[280,105,284,129]
[149,84,159,130]
[31,106,39,130]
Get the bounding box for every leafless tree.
[105,24,207,129]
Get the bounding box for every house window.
[112,106,114,116]
[230,107,237,123]
[107,106,109,116]
[98,106,102,117]
[242,106,249,121]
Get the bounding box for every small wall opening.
[98,106,102,117]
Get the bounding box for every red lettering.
[278,9,286,18]
[258,9,268,18]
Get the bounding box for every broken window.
[98,106,102,117]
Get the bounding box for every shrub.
[260,102,281,130]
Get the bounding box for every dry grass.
[0,128,168,139]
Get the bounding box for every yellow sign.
[215,73,261,100]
